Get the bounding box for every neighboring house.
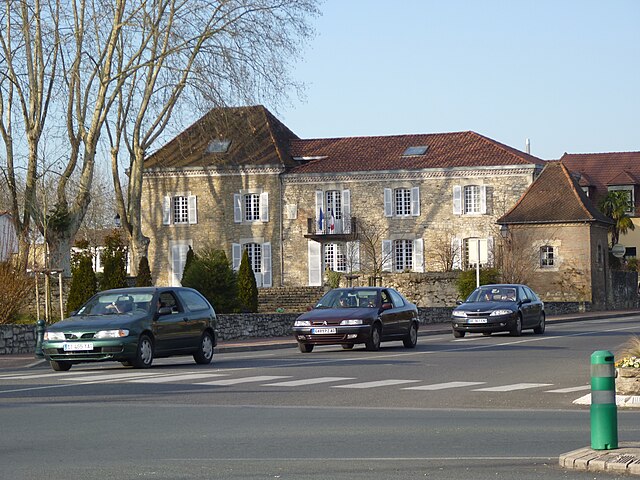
[561,152,640,258]
[0,212,18,262]
[497,162,613,305]
[72,228,131,274]
[141,105,546,288]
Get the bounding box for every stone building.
[497,162,613,306]
[141,105,547,289]
[561,151,640,260]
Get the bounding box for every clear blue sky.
[278,0,639,160]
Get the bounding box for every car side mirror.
[521,298,531,304]
[70,310,78,316]
[158,306,173,315]
[381,302,393,310]
[307,305,313,311]
[456,300,463,305]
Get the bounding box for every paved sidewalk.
[2,308,640,475]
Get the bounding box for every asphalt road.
[1,314,639,479]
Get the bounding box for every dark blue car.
[451,284,545,338]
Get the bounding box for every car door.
[379,289,399,336]
[153,290,191,353]
[388,289,411,335]
[176,289,212,349]
[524,287,543,324]
[517,286,534,327]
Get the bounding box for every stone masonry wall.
[0,325,36,354]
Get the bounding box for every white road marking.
[546,385,591,393]
[195,375,291,386]
[473,383,553,392]
[333,379,420,389]
[263,377,355,387]
[129,373,228,383]
[64,372,160,381]
[0,371,93,380]
[404,381,487,391]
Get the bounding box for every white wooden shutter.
[232,243,241,271]
[452,237,462,270]
[233,194,242,223]
[163,196,171,225]
[315,190,323,233]
[382,240,393,272]
[453,186,462,215]
[384,188,393,217]
[188,195,198,224]
[411,187,420,216]
[260,192,269,222]
[487,236,494,266]
[170,244,188,286]
[413,238,424,272]
[262,242,272,287]
[480,185,487,214]
[347,241,360,272]
[341,189,351,233]
[308,240,322,286]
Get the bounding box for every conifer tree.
[237,249,258,312]
[100,230,128,290]
[135,256,153,287]
[67,249,97,315]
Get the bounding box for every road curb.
[560,442,640,475]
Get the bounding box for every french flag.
[329,209,335,232]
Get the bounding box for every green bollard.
[590,350,618,450]
[34,319,45,359]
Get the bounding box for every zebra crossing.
[0,369,590,395]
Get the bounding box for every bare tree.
[429,226,461,272]
[496,225,552,285]
[105,0,320,273]
[356,218,393,283]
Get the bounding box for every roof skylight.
[206,139,231,153]
[402,145,428,156]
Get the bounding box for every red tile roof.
[498,161,613,225]
[144,105,299,169]
[289,131,545,173]
[561,151,640,216]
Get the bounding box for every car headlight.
[490,310,513,316]
[294,320,311,327]
[94,329,130,338]
[452,310,467,318]
[340,319,363,325]
[43,331,65,341]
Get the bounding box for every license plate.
[312,328,337,334]
[467,318,487,324]
[63,342,94,351]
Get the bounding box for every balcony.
[304,216,358,242]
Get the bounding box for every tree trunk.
[129,232,150,278]
[47,230,73,276]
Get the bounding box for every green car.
[42,287,217,371]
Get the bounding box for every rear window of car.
[177,290,212,312]
[388,289,405,307]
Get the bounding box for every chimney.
[525,138,531,154]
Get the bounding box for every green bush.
[100,230,128,291]
[326,270,341,289]
[67,252,97,315]
[456,267,501,300]
[237,249,258,312]
[0,262,32,324]
[182,245,196,282]
[181,247,239,313]
[135,256,153,287]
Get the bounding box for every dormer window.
[206,139,231,153]
[402,146,428,156]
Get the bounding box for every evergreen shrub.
[237,249,258,312]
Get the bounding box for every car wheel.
[50,360,72,372]
[298,342,314,353]
[342,344,354,350]
[510,315,523,337]
[132,334,154,368]
[193,332,214,365]
[533,312,546,335]
[403,322,418,348]
[453,330,465,338]
[365,324,381,351]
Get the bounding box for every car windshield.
[467,287,517,303]
[76,291,154,316]
[315,289,380,309]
